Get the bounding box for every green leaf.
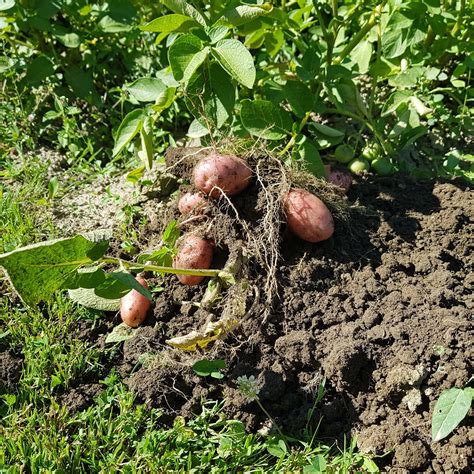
[284,80,313,118]
[162,220,180,247]
[220,3,272,27]
[0,235,108,306]
[22,56,55,87]
[240,99,291,140]
[432,388,472,442]
[113,108,145,157]
[0,0,15,11]
[312,122,344,138]
[161,0,207,26]
[192,359,226,378]
[108,272,152,300]
[140,122,154,170]
[298,140,325,178]
[105,323,136,344]
[68,287,121,311]
[187,118,210,138]
[212,39,256,89]
[168,34,208,83]
[207,25,228,44]
[303,454,327,473]
[351,40,372,74]
[140,14,198,33]
[126,77,167,102]
[64,65,101,106]
[382,90,412,116]
[266,437,287,457]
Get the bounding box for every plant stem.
[333,8,378,64]
[101,257,222,278]
[278,111,311,157]
[256,399,285,438]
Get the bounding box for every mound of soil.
[66,148,472,472]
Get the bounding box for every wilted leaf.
[105,323,136,344]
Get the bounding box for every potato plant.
[105,0,473,182]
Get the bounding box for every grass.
[0,151,379,472]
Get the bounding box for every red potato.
[325,165,352,193]
[120,276,151,328]
[178,191,207,215]
[173,234,214,286]
[193,152,252,198]
[284,188,334,243]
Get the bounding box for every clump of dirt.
[58,147,472,472]
[0,351,22,393]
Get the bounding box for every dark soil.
[32,149,474,471]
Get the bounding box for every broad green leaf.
[296,47,321,81]
[266,437,287,457]
[220,3,272,27]
[303,454,327,473]
[99,16,132,33]
[113,108,145,156]
[298,140,325,178]
[140,14,198,33]
[212,39,256,89]
[161,0,207,26]
[0,0,15,11]
[187,118,209,138]
[65,65,101,106]
[192,359,226,378]
[382,90,412,116]
[432,388,472,442]
[105,323,136,344]
[312,123,344,138]
[107,272,152,300]
[53,29,80,48]
[284,80,313,118]
[264,29,284,58]
[68,287,121,311]
[207,25,228,44]
[126,77,167,102]
[168,34,208,83]
[351,40,372,74]
[0,236,108,306]
[22,56,55,86]
[240,99,292,140]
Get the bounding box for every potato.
[193,152,252,198]
[325,165,352,193]
[120,276,151,328]
[173,234,214,286]
[284,188,334,243]
[178,191,207,215]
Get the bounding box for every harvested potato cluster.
[120,150,338,326]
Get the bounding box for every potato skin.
[325,165,352,193]
[173,235,214,286]
[193,153,252,198]
[178,192,207,215]
[120,276,151,328]
[284,188,334,243]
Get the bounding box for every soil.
[5,147,473,472]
